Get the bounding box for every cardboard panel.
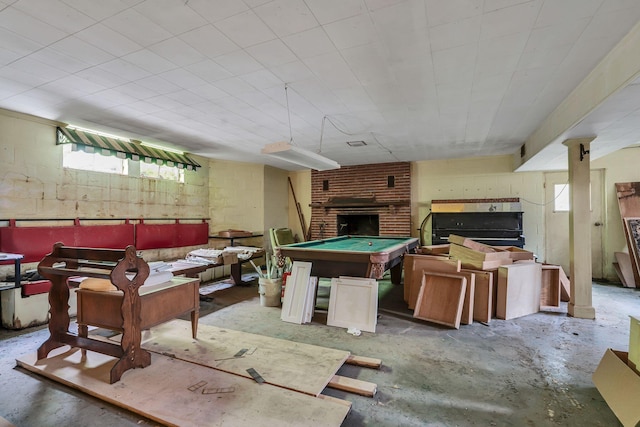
[593,349,640,427]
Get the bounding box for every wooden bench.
[37,243,199,384]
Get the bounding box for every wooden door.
[544,170,604,279]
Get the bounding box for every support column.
[563,138,596,319]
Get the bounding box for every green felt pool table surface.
[278,235,418,282]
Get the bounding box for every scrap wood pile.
[403,234,570,329]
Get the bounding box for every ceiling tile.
[341,42,392,86]
[429,16,481,52]
[304,0,364,25]
[303,52,360,89]
[98,58,152,81]
[49,36,114,67]
[121,50,176,74]
[480,1,541,40]
[212,77,256,96]
[369,0,427,35]
[246,39,297,68]
[535,0,602,28]
[13,0,96,33]
[149,37,206,67]
[102,8,173,47]
[135,75,182,95]
[240,69,283,90]
[254,0,318,38]
[432,44,476,86]
[133,0,207,35]
[214,50,263,75]
[323,14,378,50]
[185,0,249,23]
[179,25,238,59]
[424,0,482,27]
[159,68,208,89]
[282,27,335,60]
[75,23,143,57]
[61,0,144,21]
[0,7,67,45]
[185,59,233,82]
[214,10,277,48]
[269,60,316,83]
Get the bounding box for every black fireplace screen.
[336,214,379,236]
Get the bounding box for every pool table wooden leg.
[390,262,403,285]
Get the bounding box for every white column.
[563,138,596,319]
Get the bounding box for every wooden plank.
[462,269,493,323]
[496,263,542,320]
[403,254,415,303]
[124,319,350,397]
[281,261,313,324]
[615,251,636,287]
[406,254,461,310]
[328,375,377,397]
[317,394,353,407]
[413,272,466,329]
[346,355,382,369]
[449,271,475,325]
[327,277,378,333]
[16,348,350,427]
[558,266,571,302]
[540,265,561,307]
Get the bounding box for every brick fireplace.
[309,162,411,240]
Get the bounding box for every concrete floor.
[0,277,636,427]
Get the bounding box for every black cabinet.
[431,211,524,247]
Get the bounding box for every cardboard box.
[592,348,640,427]
[222,252,238,264]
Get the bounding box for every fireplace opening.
[337,214,379,236]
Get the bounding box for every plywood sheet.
[122,319,350,397]
[413,273,466,329]
[462,269,492,323]
[496,263,542,320]
[615,252,636,288]
[540,265,561,307]
[327,277,378,333]
[406,254,460,310]
[592,349,640,427]
[16,347,350,427]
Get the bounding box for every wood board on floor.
[16,347,349,427]
[120,319,350,397]
[413,272,466,329]
[614,251,635,287]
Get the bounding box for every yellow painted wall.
[264,165,289,250]
[592,146,640,279]
[412,155,546,259]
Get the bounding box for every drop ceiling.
[2,0,640,171]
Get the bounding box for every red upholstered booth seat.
[0,218,209,296]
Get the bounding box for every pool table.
[277,235,419,284]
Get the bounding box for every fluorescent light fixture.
[262,141,340,171]
[346,140,367,147]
